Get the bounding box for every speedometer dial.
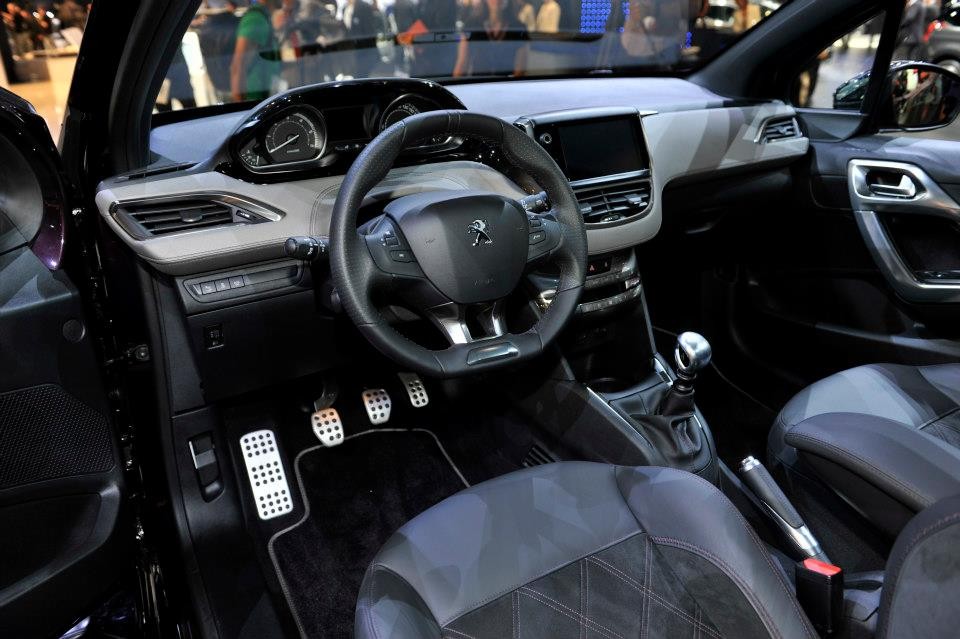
[265,111,325,164]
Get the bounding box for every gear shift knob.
[657,332,711,415]
[674,332,712,376]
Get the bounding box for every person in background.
[535,0,559,32]
[516,0,535,32]
[453,0,527,77]
[732,0,761,33]
[895,0,926,60]
[198,0,239,101]
[56,0,85,29]
[230,0,279,101]
[341,0,379,76]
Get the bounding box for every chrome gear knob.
[674,332,712,376]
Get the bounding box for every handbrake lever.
[739,456,828,562]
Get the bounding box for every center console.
[515,107,653,227]
[507,109,722,478]
[519,108,652,318]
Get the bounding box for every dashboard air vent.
[574,178,651,225]
[113,198,271,238]
[758,117,801,143]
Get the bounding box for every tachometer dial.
[265,111,325,164]
[379,101,421,132]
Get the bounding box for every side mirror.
[880,63,960,130]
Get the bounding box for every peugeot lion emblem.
[467,219,493,246]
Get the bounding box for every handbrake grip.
[740,456,828,561]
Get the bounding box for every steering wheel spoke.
[362,215,428,280]
[426,300,507,345]
[526,211,564,265]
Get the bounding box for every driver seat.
[355,463,817,639]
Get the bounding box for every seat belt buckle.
[795,558,844,635]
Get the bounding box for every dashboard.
[100,76,809,277]
[94,76,811,406]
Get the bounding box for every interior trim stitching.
[517,587,623,639]
[787,432,930,506]
[918,406,960,433]
[617,466,815,638]
[881,510,960,636]
[439,529,646,627]
[586,555,721,638]
[650,536,781,639]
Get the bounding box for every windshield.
[156,0,787,112]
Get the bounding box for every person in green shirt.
[230,0,279,102]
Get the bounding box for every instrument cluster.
[228,79,467,180]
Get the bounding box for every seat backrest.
[877,494,960,638]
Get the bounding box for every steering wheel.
[330,111,587,377]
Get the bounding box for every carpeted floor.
[267,429,469,638]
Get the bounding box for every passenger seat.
[769,363,960,537]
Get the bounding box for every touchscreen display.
[557,118,645,181]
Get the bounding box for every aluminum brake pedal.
[312,408,344,447]
[362,389,392,424]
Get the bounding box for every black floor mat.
[268,429,468,638]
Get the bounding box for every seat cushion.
[769,363,960,533]
[355,462,816,639]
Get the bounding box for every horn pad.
[384,191,530,304]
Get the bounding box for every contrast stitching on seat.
[439,529,645,626]
[641,535,650,639]
[519,587,624,639]
[883,510,960,634]
[615,467,816,638]
[443,627,476,639]
[918,406,960,432]
[579,559,586,639]
[651,536,786,639]
[512,590,519,639]
[787,433,929,506]
[587,556,721,639]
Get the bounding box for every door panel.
[848,158,960,303]
[0,88,126,637]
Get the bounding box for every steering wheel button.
[390,250,415,263]
[527,217,543,228]
[528,230,547,245]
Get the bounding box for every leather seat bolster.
[783,412,960,512]
[356,565,442,639]
[367,462,642,626]
[616,467,817,639]
[877,494,960,639]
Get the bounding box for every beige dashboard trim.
[95,161,526,276]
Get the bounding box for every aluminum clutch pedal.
[311,408,344,447]
[397,372,429,408]
[240,430,293,521]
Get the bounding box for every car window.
[791,13,884,110]
[156,0,792,112]
[0,1,89,140]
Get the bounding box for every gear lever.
[658,332,712,415]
